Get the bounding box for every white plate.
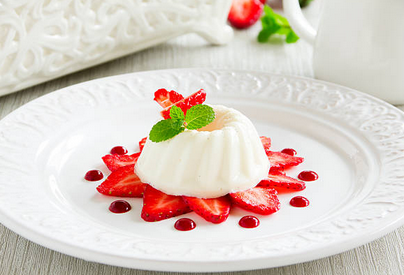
[1,69,404,272]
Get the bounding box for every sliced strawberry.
[183,196,231,224]
[96,165,145,197]
[154,88,184,108]
[228,0,264,29]
[139,137,147,151]
[267,151,304,170]
[102,152,141,172]
[141,185,192,222]
[161,89,207,119]
[258,171,306,190]
[230,187,280,215]
[260,136,271,154]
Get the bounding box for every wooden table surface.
[1,2,404,274]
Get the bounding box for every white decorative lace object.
[0,0,233,96]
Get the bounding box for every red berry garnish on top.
[154,89,184,108]
[110,146,128,155]
[228,0,264,29]
[85,170,103,181]
[160,89,207,119]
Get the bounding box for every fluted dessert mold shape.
[135,105,270,198]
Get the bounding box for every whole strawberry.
[228,0,264,29]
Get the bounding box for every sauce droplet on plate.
[281,148,297,156]
[290,196,310,207]
[84,170,103,181]
[239,216,260,228]
[174,218,196,231]
[109,200,132,213]
[298,170,318,181]
[110,146,128,155]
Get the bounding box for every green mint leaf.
[185,104,215,130]
[149,119,184,142]
[170,105,185,120]
[258,26,280,42]
[286,31,299,43]
[258,29,272,43]
[275,27,291,35]
[258,5,299,44]
[273,13,289,26]
[260,13,274,28]
[263,5,275,16]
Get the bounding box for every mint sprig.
[149,104,215,142]
[185,104,215,130]
[258,5,299,44]
[149,119,185,142]
[169,105,185,120]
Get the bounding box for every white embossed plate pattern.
[0,69,404,272]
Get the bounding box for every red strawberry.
[141,185,192,222]
[230,187,280,215]
[260,136,271,154]
[102,152,141,172]
[228,0,264,29]
[161,89,207,119]
[267,151,303,170]
[183,196,231,224]
[154,88,184,108]
[96,165,145,197]
[259,171,306,190]
[139,137,147,151]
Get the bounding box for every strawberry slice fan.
[95,89,307,224]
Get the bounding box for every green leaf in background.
[169,105,185,120]
[299,0,313,8]
[286,31,299,43]
[257,5,299,44]
[149,119,185,142]
[185,104,215,130]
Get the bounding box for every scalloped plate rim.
[0,68,404,272]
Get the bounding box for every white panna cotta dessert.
[135,105,270,198]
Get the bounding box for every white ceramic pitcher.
[283,0,404,104]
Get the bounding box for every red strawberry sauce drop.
[109,200,132,213]
[281,148,297,156]
[239,216,260,228]
[84,170,103,181]
[174,218,196,231]
[290,196,310,207]
[298,171,318,181]
[110,146,128,155]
